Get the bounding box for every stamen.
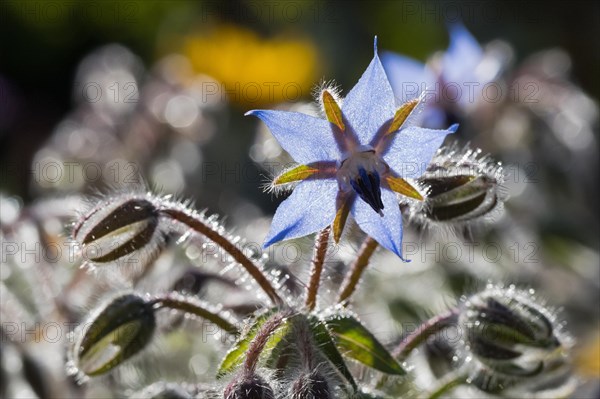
[350,167,385,216]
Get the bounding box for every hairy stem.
[151,294,239,335]
[393,309,459,360]
[161,208,282,305]
[377,309,459,390]
[244,311,289,375]
[337,236,378,304]
[305,227,331,311]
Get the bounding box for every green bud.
[70,294,156,377]
[73,195,160,264]
[403,145,505,228]
[420,174,497,222]
[459,285,568,392]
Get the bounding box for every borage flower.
[382,23,498,127]
[247,38,458,258]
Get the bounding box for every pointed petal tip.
[388,243,409,262]
[449,123,459,133]
[446,22,478,50]
[263,228,282,249]
[374,36,378,55]
[387,244,409,261]
[446,20,464,31]
[262,237,276,249]
[448,22,471,40]
[245,110,259,117]
[389,244,404,260]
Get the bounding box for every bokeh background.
[1,0,599,398]
[1,0,599,208]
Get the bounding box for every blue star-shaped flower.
[246,38,458,258]
[381,24,494,128]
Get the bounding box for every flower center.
[337,148,388,215]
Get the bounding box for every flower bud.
[403,145,505,229]
[291,371,330,399]
[73,194,161,264]
[69,294,156,377]
[458,285,568,392]
[419,174,497,222]
[223,374,275,399]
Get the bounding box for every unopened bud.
[224,374,275,399]
[291,371,330,399]
[459,285,569,392]
[69,294,156,377]
[404,145,505,229]
[73,194,161,264]
[419,174,498,222]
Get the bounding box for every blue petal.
[352,188,405,259]
[442,24,483,89]
[246,110,341,164]
[264,179,339,247]
[381,51,443,128]
[421,105,447,129]
[383,124,458,179]
[342,42,396,145]
[380,52,437,104]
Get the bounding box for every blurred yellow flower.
[576,332,600,378]
[184,24,319,106]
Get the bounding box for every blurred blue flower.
[247,38,457,258]
[382,24,495,128]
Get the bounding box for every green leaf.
[308,315,358,391]
[262,314,294,365]
[264,314,302,373]
[216,309,278,378]
[324,315,406,375]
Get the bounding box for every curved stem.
[161,207,282,305]
[243,311,289,375]
[337,236,378,304]
[424,371,468,399]
[393,309,459,361]
[376,309,460,390]
[151,294,239,335]
[305,227,331,311]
